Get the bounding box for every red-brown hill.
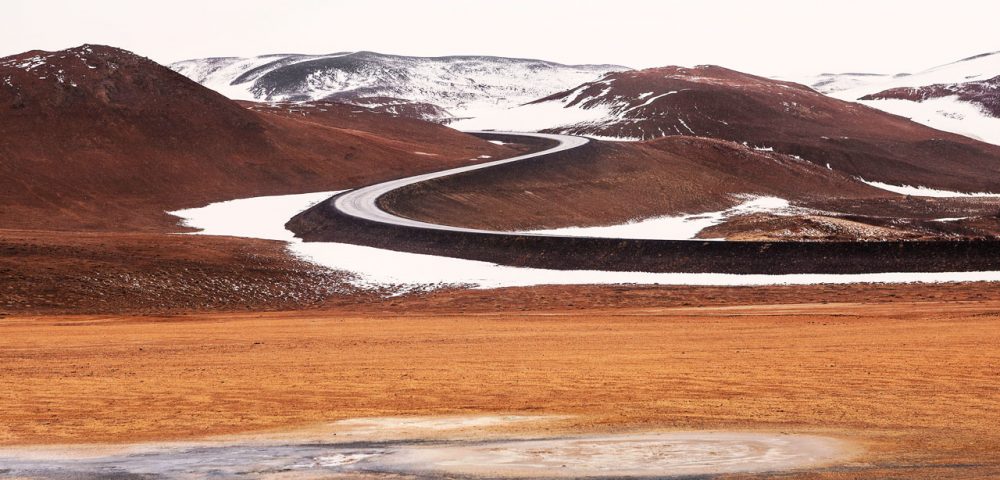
[493,65,1000,192]
[0,45,510,231]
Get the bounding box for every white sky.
[4,0,999,76]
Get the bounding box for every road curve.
[290,131,1000,275]
[332,131,589,235]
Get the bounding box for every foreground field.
[1,293,998,478]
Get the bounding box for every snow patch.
[171,192,1000,292]
[169,191,339,242]
[451,95,620,132]
[521,196,790,240]
[860,178,1000,197]
[856,96,1000,146]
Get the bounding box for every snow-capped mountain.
[171,51,627,121]
[790,52,1000,145]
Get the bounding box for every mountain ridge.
[171,51,628,120]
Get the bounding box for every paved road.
[332,131,588,235]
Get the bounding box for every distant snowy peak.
[171,51,628,121]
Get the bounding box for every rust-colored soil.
[1,297,998,478]
[0,229,370,314]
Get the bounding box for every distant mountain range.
[171,51,627,121]
[173,49,1000,147]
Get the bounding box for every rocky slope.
[171,51,627,121]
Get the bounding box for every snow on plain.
[521,196,789,240]
[171,192,1000,291]
[860,179,1000,198]
[170,191,340,241]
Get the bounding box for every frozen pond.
[0,416,853,479]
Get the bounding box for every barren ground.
[2,291,999,478]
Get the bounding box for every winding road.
[332,131,589,235]
[291,131,1000,274]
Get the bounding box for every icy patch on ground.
[521,196,790,240]
[860,178,1000,197]
[858,97,1000,146]
[171,192,1000,291]
[377,432,852,478]
[0,419,853,479]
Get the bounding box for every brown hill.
[0,45,511,231]
[522,66,1000,192]
[381,132,1000,241]
[380,136,892,231]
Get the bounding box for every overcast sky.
[5,0,999,76]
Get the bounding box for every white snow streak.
[860,179,1000,197]
[857,97,1000,146]
[521,196,790,240]
[170,192,1000,291]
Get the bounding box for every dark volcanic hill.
[456,65,1000,193]
[0,45,512,231]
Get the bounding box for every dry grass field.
[2,289,999,478]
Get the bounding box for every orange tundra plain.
[1,288,1000,479]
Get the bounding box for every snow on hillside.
[449,79,630,134]
[784,72,894,95]
[791,52,1000,145]
[830,51,1000,100]
[853,96,1000,145]
[519,196,792,240]
[171,53,353,101]
[171,52,627,120]
[859,178,1000,198]
[450,75,670,138]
